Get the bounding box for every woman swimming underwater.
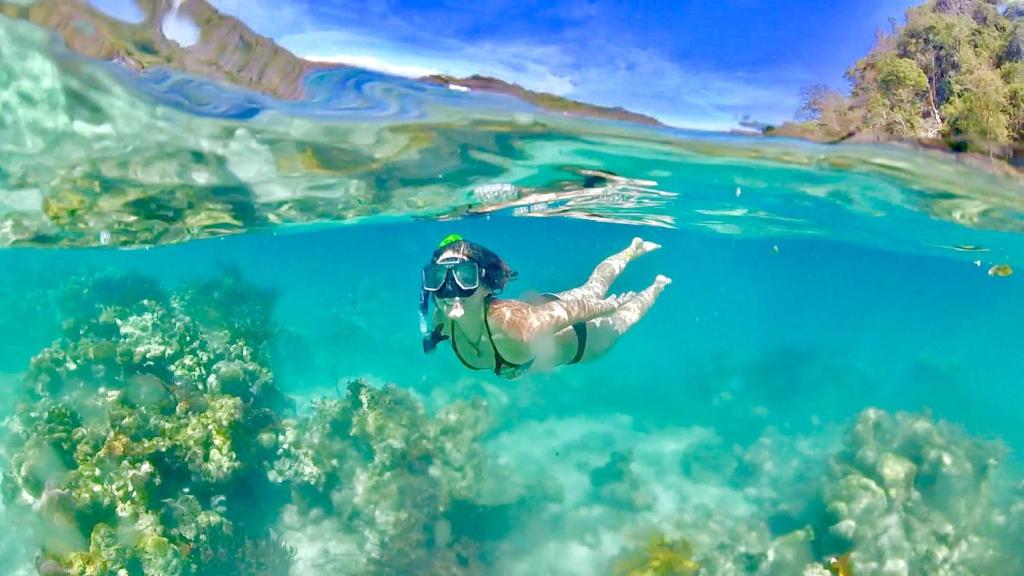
[420,234,671,378]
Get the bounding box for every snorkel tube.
[420,233,464,353]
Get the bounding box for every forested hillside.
[772,0,1024,155]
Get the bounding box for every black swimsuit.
[451,294,587,379]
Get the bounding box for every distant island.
[766,0,1024,164]
[419,74,665,126]
[1,0,663,127]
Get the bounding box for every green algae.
[610,534,700,576]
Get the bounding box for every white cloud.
[561,45,804,128]
[304,53,441,78]
[87,0,146,23]
[278,30,578,95]
[206,0,313,38]
[162,3,200,48]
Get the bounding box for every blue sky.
[92,0,920,130]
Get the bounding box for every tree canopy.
[787,0,1024,150]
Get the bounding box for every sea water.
[2,13,1024,576]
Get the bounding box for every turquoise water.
[3,12,1024,576]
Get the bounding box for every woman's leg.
[577,275,671,361]
[555,237,661,302]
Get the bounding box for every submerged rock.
[590,450,652,510]
[821,408,1019,576]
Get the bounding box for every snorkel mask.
[419,234,481,342]
[422,233,481,297]
[422,257,482,298]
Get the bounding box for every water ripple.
[119,66,268,119]
[1,15,1023,258]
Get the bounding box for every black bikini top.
[451,298,533,379]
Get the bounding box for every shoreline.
[757,125,1024,181]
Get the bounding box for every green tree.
[943,67,1010,143]
[1005,82,1024,141]
[850,52,930,136]
[785,0,1024,148]
[999,63,1024,141]
[896,8,967,123]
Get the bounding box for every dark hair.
[429,239,517,292]
[419,239,517,345]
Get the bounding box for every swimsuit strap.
[450,320,481,371]
[568,321,587,364]
[483,296,527,374]
[450,297,529,376]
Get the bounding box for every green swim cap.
[438,233,463,248]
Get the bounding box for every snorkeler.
[419,234,670,378]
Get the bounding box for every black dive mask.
[422,257,481,299]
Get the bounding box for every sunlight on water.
[1,11,1024,576]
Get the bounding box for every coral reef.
[679,409,1024,576]
[1,271,293,575]
[484,405,1024,576]
[1,269,508,575]
[2,269,1023,576]
[271,379,495,575]
[819,408,1023,576]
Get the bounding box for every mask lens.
[422,264,448,291]
[452,262,480,290]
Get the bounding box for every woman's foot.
[615,276,670,307]
[628,237,662,259]
[605,290,637,308]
